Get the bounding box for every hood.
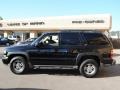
[5,44,33,52]
[16,41,32,45]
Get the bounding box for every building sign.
[7,22,45,27]
[0,14,111,31]
[7,23,20,26]
[30,22,45,25]
[72,20,104,24]
[22,22,29,26]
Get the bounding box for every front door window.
[41,35,59,46]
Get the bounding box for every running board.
[33,65,78,69]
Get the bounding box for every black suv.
[2,31,115,78]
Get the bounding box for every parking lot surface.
[0,47,120,90]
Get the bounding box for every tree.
[0,16,3,20]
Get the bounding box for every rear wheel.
[10,56,28,74]
[79,59,99,78]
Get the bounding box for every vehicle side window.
[60,32,83,45]
[84,33,109,45]
[41,34,59,46]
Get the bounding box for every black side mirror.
[35,42,44,47]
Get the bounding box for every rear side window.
[83,33,109,45]
[60,32,83,45]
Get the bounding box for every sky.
[0,0,120,31]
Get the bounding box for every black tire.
[10,56,28,74]
[79,59,99,78]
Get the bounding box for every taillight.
[109,49,114,59]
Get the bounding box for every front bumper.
[2,55,9,64]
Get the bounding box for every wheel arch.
[8,52,33,68]
[76,53,101,67]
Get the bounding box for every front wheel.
[79,59,99,78]
[10,56,28,74]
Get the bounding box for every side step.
[33,65,78,70]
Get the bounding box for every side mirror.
[35,42,44,47]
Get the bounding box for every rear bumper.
[102,58,116,65]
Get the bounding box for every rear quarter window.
[83,33,110,45]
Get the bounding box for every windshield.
[25,38,36,42]
[31,33,45,45]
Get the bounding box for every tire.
[79,59,99,78]
[10,56,28,74]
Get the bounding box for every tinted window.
[41,34,59,46]
[60,32,82,45]
[84,33,109,45]
[13,36,17,38]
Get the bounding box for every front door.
[29,33,71,65]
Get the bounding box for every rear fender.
[76,52,102,65]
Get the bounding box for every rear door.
[57,32,85,65]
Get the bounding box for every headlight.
[3,50,7,55]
